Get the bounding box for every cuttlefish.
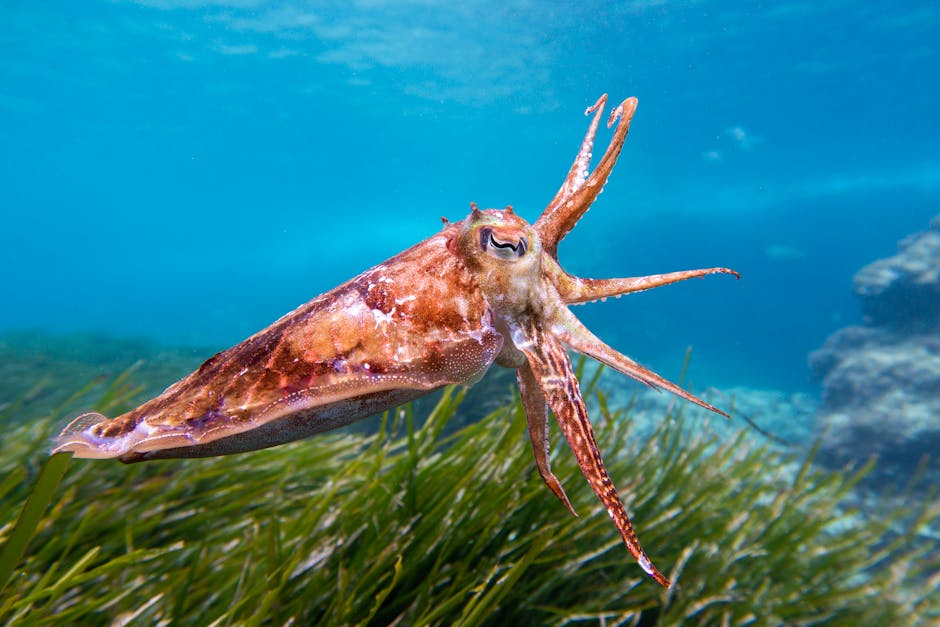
[54,95,738,587]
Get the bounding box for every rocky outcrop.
[811,215,940,485]
[853,215,940,332]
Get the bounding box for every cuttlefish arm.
[555,265,741,304]
[513,317,671,587]
[551,304,728,417]
[517,362,577,516]
[536,95,637,257]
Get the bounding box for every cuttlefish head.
[453,204,544,319]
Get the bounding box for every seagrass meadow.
[0,339,938,626]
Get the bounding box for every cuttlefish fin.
[51,412,117,459]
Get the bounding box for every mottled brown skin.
[57,232,503,461]
[54,95,739,587]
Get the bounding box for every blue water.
[2,1,939,394]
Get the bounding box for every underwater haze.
[2,0,939,395]
[3,3,940,624]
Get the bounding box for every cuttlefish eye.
[479,227,528,260]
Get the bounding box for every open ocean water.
[2,2,938,392]
[1,2,939,623]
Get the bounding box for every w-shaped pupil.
[481,228,527,257]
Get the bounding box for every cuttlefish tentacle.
[549,304,729,418]
[517,362,577,517]
[536,96,638,255]
[517,319,671,588]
